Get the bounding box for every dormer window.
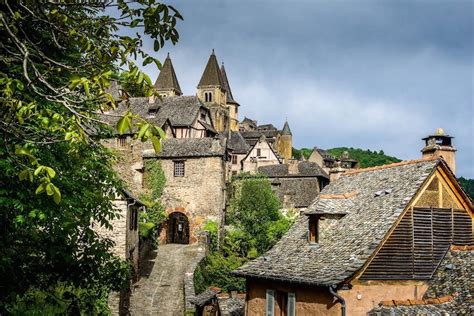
[308,215,320,244]
[148,108,158,118]
[204,92,213,102]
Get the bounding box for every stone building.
[235,157,473,315]
[258,161,329,209]
[143,137,228,244]
[308,147,359,181]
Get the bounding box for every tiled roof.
[220,64,237,104]
[234,159,440,285]
[190,288,221,307]
[281,121,292,136]
[153,54,182,95]
[143,137,227,158]
[258,161,329,179]
[369,247,474,315]
[197,51,225,89]
[228,131,250,154]
[257,124,277,131]
[102,96,206,131]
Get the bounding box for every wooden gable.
[359,164,473,280]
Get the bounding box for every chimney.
[421,128,456,174]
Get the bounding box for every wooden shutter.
[266,289,275,316]
[361,207,472,280]
[287,293,296,316]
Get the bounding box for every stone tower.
[280,121,293,162]
[153,53,182,97]
[220,63,240,131]
[421,128,456,174]
[197,50,229,132]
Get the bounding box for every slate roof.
[102,96,207,131]
[143,137,227,158]
[153,54,182,95]
[282,121,292,136]
[305,196,355,215]
[258,161,329,179]
[220,64,237,104]
[228,131,250,154]
[218,296,245,316]
[241,130,280,146]
[257,124,277,131]
[190,288,221,307]
[198,51,225,89]
[369,247,473,315]
[235,159,441,286]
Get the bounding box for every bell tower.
[153,53,182,97]
[197,50,228,131]
[220,62,240,131]
[421,128,457,174]
[279,121,293,162]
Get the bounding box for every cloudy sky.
[138,0,473,178]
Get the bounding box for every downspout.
[329,285,346,316]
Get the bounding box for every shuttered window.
[287,293,296,316]
[266,289,275,316]
[361,207,472,280]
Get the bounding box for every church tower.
[154,53,182,97]
[197,50,229,132]
[421,128,457,174]
[220,63,240,131]
[280,121,293,162]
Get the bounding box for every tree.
[0,0,182,312]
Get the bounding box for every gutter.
[329,285,346,316]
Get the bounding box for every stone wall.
[152,156,227,244]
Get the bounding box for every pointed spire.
[220,62,238,104]
[282,121,292,136]
[197,50,225,89]
[154,53,182,95]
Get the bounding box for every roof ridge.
[379,294,455,307]
[342,157,439,176]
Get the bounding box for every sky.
[137,0,473,178]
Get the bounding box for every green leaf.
[18,169,29,181]
[116,114,131,135]
[150,136,161,153]
[45,167,56,179]
[35,184,45,195]
[154,39,160,51]
[137,123,149,140]
[46,183,54,196]
[53,186,61,204]
[34,166,44,176]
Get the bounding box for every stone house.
[234,152,473,315]
[228,131,251,176]
[143,137,228,244]
[241,135,282,174]
[258,161,329,209]
[308,147,360,181]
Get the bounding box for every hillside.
[292,147,401,168]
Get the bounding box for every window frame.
[287,292,296,316]
[266,289,275,316]
[173,160,185,177]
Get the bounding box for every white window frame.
[266,289,275,316]
[173,161,185,177]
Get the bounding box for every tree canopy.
[0,0,182,312]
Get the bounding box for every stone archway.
[167,212,190,244]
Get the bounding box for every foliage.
[292,147,313,160]
[458,177,474,200]
[0,0,181,312]
[198,177,293,292]
[5,282,113,315]
[327,147,401,168]
[203,220,219,252]
[140,160,167,245]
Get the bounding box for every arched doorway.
[167,212,190,244]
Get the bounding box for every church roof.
[197,51,225,89]
[220,63,238,104]
[154,54,182,95]
[282,121,292,136]
[235,159,442,286]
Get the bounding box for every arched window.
[208,92,212,102]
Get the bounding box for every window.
[174,161,185,177]
[204,92,213,102]
[287,293,296,316]
[308,215,319,244]
[117,136,127,147]
[257,148,262,157]
[232,155,238,164]
[129,208,138,231]
[200,112,206,120]
[266,290,275,316]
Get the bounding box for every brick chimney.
[421,128,456,174]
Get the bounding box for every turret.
[279,121,293,162]
[421,128,456,174]
[153,53,182,97]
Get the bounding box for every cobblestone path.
[129,243,203,316]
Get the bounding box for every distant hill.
[292,147,401,168]
[292,146,473,200]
